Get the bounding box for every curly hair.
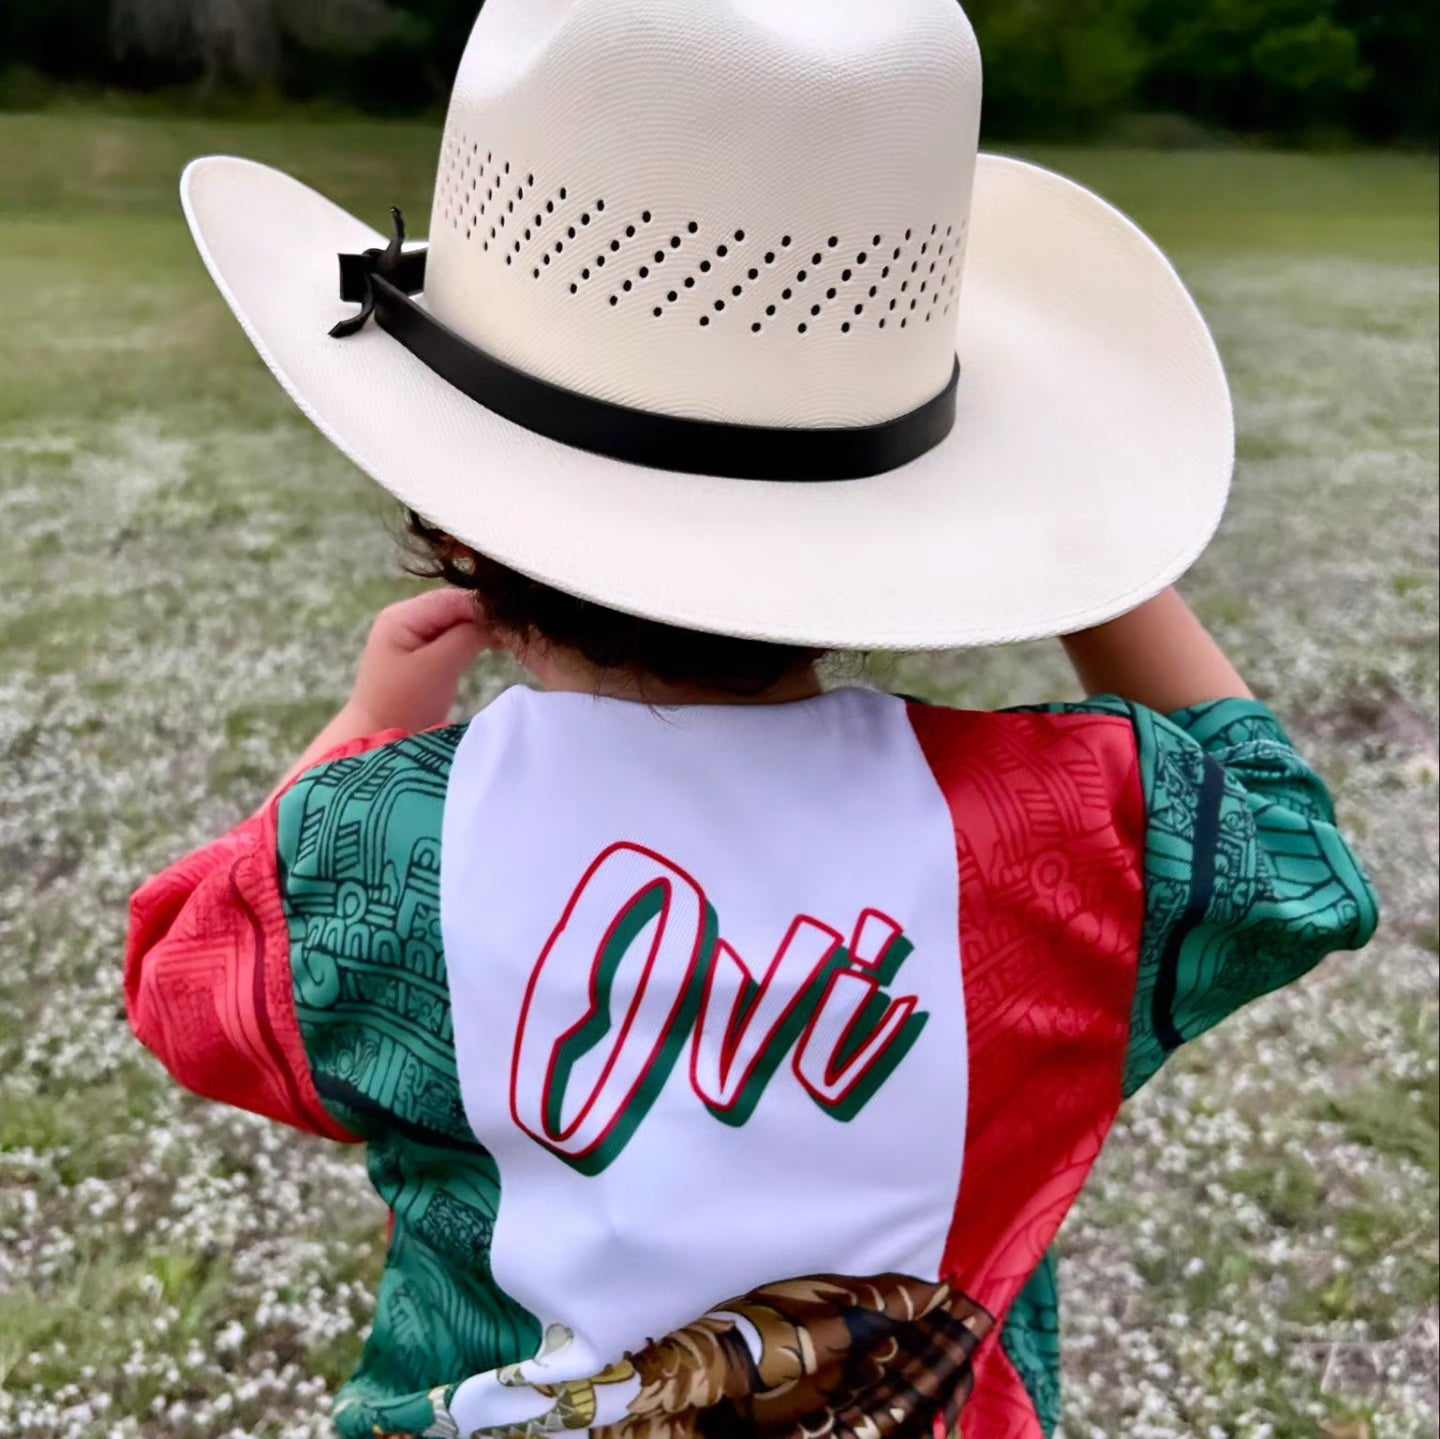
[404,510,828,696]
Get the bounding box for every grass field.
[0,113,1436,1439]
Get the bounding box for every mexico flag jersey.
[125,687,1377,1439]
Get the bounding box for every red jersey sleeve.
[124,731,408,1139]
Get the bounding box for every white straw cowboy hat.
[181,0,1233,650]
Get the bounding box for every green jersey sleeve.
[1120,698,1379,1094]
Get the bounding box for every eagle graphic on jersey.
[441,1273,994,1439]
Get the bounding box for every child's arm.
[1043,588,1379,1095]
[268,587,493,801]
[1061,587,1253,710]
[127,589,490,1132]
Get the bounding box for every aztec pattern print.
[1023,699,1381,1097]
[123,696,1380,1439]
[274,730,545,1435]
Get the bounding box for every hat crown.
[425,0,981,429]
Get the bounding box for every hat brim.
[181,153,1232,650]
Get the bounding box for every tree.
[965,0,1145,138]
[1137,0,1371,135]
[110,0,399,91]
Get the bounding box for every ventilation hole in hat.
[881,266,890,279]
[560,187,568,200]
[920,281,927,293]
[624,280,633,292]
[911,299,918,310]
[854,303,864,315]
[782,288,793,301]
[654,250,665,263]
[747,268,759,281]
[904,229,912,241]
[688,221,699,234]
[684,276,696,288]
[642,210,653,223]
[892,248,901,261]
[714,300,726,312]
[732,285,743,298]
[533,267,540,279]
[582,213,592,225]
[610,295,618,306]
[826,288,837,300]
[752,322,762,333]
[555,241,564,254]
[879,318,887,329]
[798,323,808,334]
[901,318,908,328]
[810,304,821,317]
[671,236,682,249]
[700,316,710,326]
[610,240,620,253]
[547,200,555,214]
[625,225,637,239]
[797,270,808,283]
[841,269,852,282]
[639,266,650,278]
[764,251,776,264]
[717,245,729,258]
[842,322,851,333]
[571,283,579,294]
[524,229,531,241]
[734,230,746,243]
[869,286,878,298]
[889,299,897,311]
[596,255,606,267]
[856,252,868,265]
[654,307,663,318]
[766,304,777,316]
[506,256,512,265]
[901,281,909,292]
[812,252,823,265]
[700,260,712,273]
[567,226,577,239]
[926,313,932,323]
[668,290,678,302]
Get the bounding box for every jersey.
[124,687,1379,1439]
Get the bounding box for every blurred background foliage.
[0,0,1435,145]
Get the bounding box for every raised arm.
[1061,587,1253,711]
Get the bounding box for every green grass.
[0,112,1436,1439]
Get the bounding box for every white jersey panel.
[440,686,967,1392]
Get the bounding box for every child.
[130,3,1378,1436]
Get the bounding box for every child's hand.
[346,588,497,735]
